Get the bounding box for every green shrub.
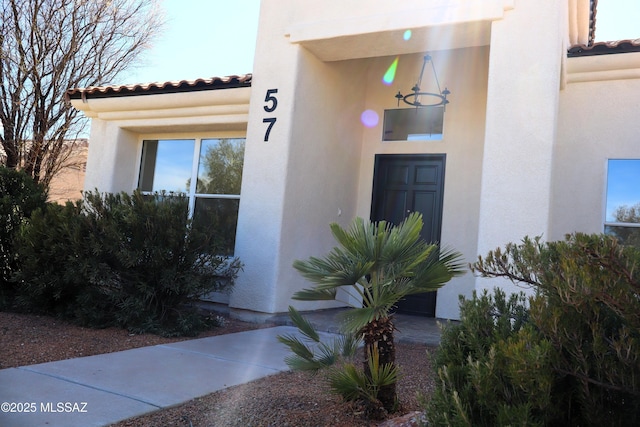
[14,190,241,336]
[0,166,47,307]
[427,290,556,426]
[427,233,640,426]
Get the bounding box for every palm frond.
[293,253,374,290]
[326,347,400,403]
[335,331,362,358]
[283,354,327,372]
[338,306,379,333]
[315,342,339,367]
[406,246,467,295]
[277,334,315,360]
[327,363,368,401]
[367,345,400,388]
[292,287,337,301]
[285,305,320,342]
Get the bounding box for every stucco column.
[475,0,564,294]
[230,0,366,315]
[83,120,139,193]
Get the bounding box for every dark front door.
[370,154,446,317]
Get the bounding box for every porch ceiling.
[290,21,492,62]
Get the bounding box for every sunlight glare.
[361,110,379,128]
[382,56,399,86]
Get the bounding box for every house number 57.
[263,88,278,142]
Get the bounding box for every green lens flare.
[383,56,399,85]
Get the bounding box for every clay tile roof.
[568,39,640,57]
[65,73,252,100]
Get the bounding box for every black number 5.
[264,89,278,113]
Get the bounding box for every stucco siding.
[551,77,640,241]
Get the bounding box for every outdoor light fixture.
[395,54,450,110]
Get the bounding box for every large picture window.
[138,138,245,254]
[605,159,640,247]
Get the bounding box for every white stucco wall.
[475,0,565,296]
[233,0,498,318]
[232,0,369,313]
[551,53,640,240]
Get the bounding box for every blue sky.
[606,160,640,222]
[595,1,640,42]
[123,1,639,86]
[123,0,261,85]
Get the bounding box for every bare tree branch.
[0,0,164,187]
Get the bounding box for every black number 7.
[263,117,276,142]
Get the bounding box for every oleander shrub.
[0,166,47,307]
[426,233,640,426]
[14,190,241,336]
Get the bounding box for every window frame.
[603,158,640,245]
[136,133,246,254]
[382,107,445,142]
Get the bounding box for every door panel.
[382,190,408,222]
[415,165,438,185]
[413,191,438,244]
[371,154,446,317]
[388,166,410,185]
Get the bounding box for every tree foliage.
[608,202,640,247]
[196,138,245,195]
[0,0,163,187]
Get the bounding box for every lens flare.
[403,29,412,41]
[360,109,379,128]
[383,56,399,86]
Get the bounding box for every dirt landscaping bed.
[1,311,436,426]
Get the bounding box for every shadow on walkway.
[264,307,452,346]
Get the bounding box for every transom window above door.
[383,107,444,141]
[138,138,245,254]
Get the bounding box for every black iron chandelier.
[395,54,450,109]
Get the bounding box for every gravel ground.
[1,311,436,426]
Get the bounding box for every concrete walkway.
[0,326,336,427]
[0,311,445,427]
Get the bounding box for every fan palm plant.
[284,212,465,413]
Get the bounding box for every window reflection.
[606,160,640,223]
[138,139,195,193]
[138,137,245,255]
[605,159,640,247]
[383,108,444,141]
[196,138,245,195]
[193,198,240,255]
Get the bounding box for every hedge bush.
[0,166,47,307]
[14,190,241,336]
[427,233,640,426]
